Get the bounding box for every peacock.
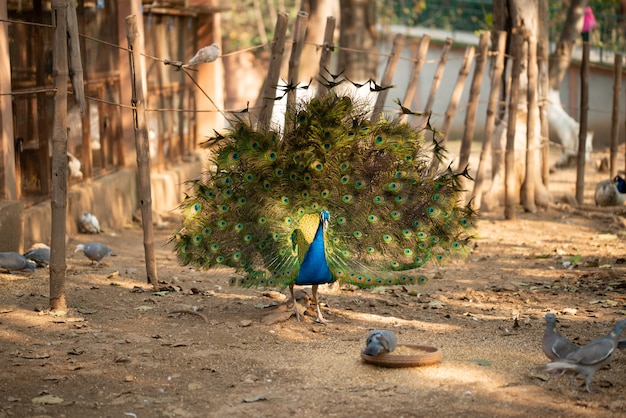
[172,91,476,322]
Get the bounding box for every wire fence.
[1,4,621,205]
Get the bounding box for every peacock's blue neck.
[295,221,333,285]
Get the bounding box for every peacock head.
[320,210,330,231]
[614,175,626,193]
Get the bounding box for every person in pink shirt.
[582,6,597,42]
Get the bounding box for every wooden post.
[50,0,69,311]
[523,35,538,213]
[315,16,336,98]
[472,31,506,209]
[400,35,430,123]
[126,15,159,288]
[538,0,550,186]
[610,53,622,179]
[420,37,453,129]
[370,34,405,123]
[67,0,86,116]
[285,11,309,132]
[458,32,489,171]
[0,1,17,200]
[430,45,474,173]
[575,42,590,205]
[257,12,289,132]
[505,32,523,220]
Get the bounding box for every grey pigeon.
[79,211,101,234]
[594,175,626,207]
[0,252,36,272]
[187,43,220,66]
[75,242,112,266]
[541,319,626,392]
[23,247,50,268]
[542,313,580,360]
[618,339,626,349]
[363,330,398,356]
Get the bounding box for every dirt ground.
[3,150,626,418]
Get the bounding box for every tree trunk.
[301,0,340,85]
[338,0,377,81]
[484,0,551,212]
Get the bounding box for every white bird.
[79,211,101,234]
[67,152,83,180]
[187,43,220,66]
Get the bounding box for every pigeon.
[618,339,626,349]
[541,319,626,393]
[187,43,220,66]
[542,313,580,361]
[0,252,36,273]
[75,242,113,266]
[23,246,51,268]
[79,211,101,234]
[363,330,398,356]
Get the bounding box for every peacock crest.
[173,91,476,319]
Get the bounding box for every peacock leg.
[312,284,329,323]
[289,282,301,322]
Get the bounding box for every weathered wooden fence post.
[285,11,308,132]
[370,34,404,123]
[472,31,506,210]
[257,12,289,132]
[399,35,430,123]
[505,31,524,220]
[575,42,590,205]
[523,34,538,213]
[430,44,474,173]
[420,38,453,130]
[50,0,69,311]
[458,32,489,171]
[610,53,622,179]
[315,16,336,98]
[126,15,159,288]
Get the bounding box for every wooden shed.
[0,0,223,250]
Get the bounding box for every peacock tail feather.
[173,91,476,289]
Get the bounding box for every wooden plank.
[315,16,336,98]
[0,0,17,200]
[458,32,489,171]
[370,34,404,123]
[67,0,86,115]
[472,31,506,209]
[126,14,159,289]
[440,45,474,147]
[523,34,538,213]
[420,37,453,130]
[285,11,308,132]
[399,34,430,123]
[505,32,524,220]
[257,12,289,132]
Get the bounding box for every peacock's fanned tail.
[173,92,476,289]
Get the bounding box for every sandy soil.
[2,153,626,418]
